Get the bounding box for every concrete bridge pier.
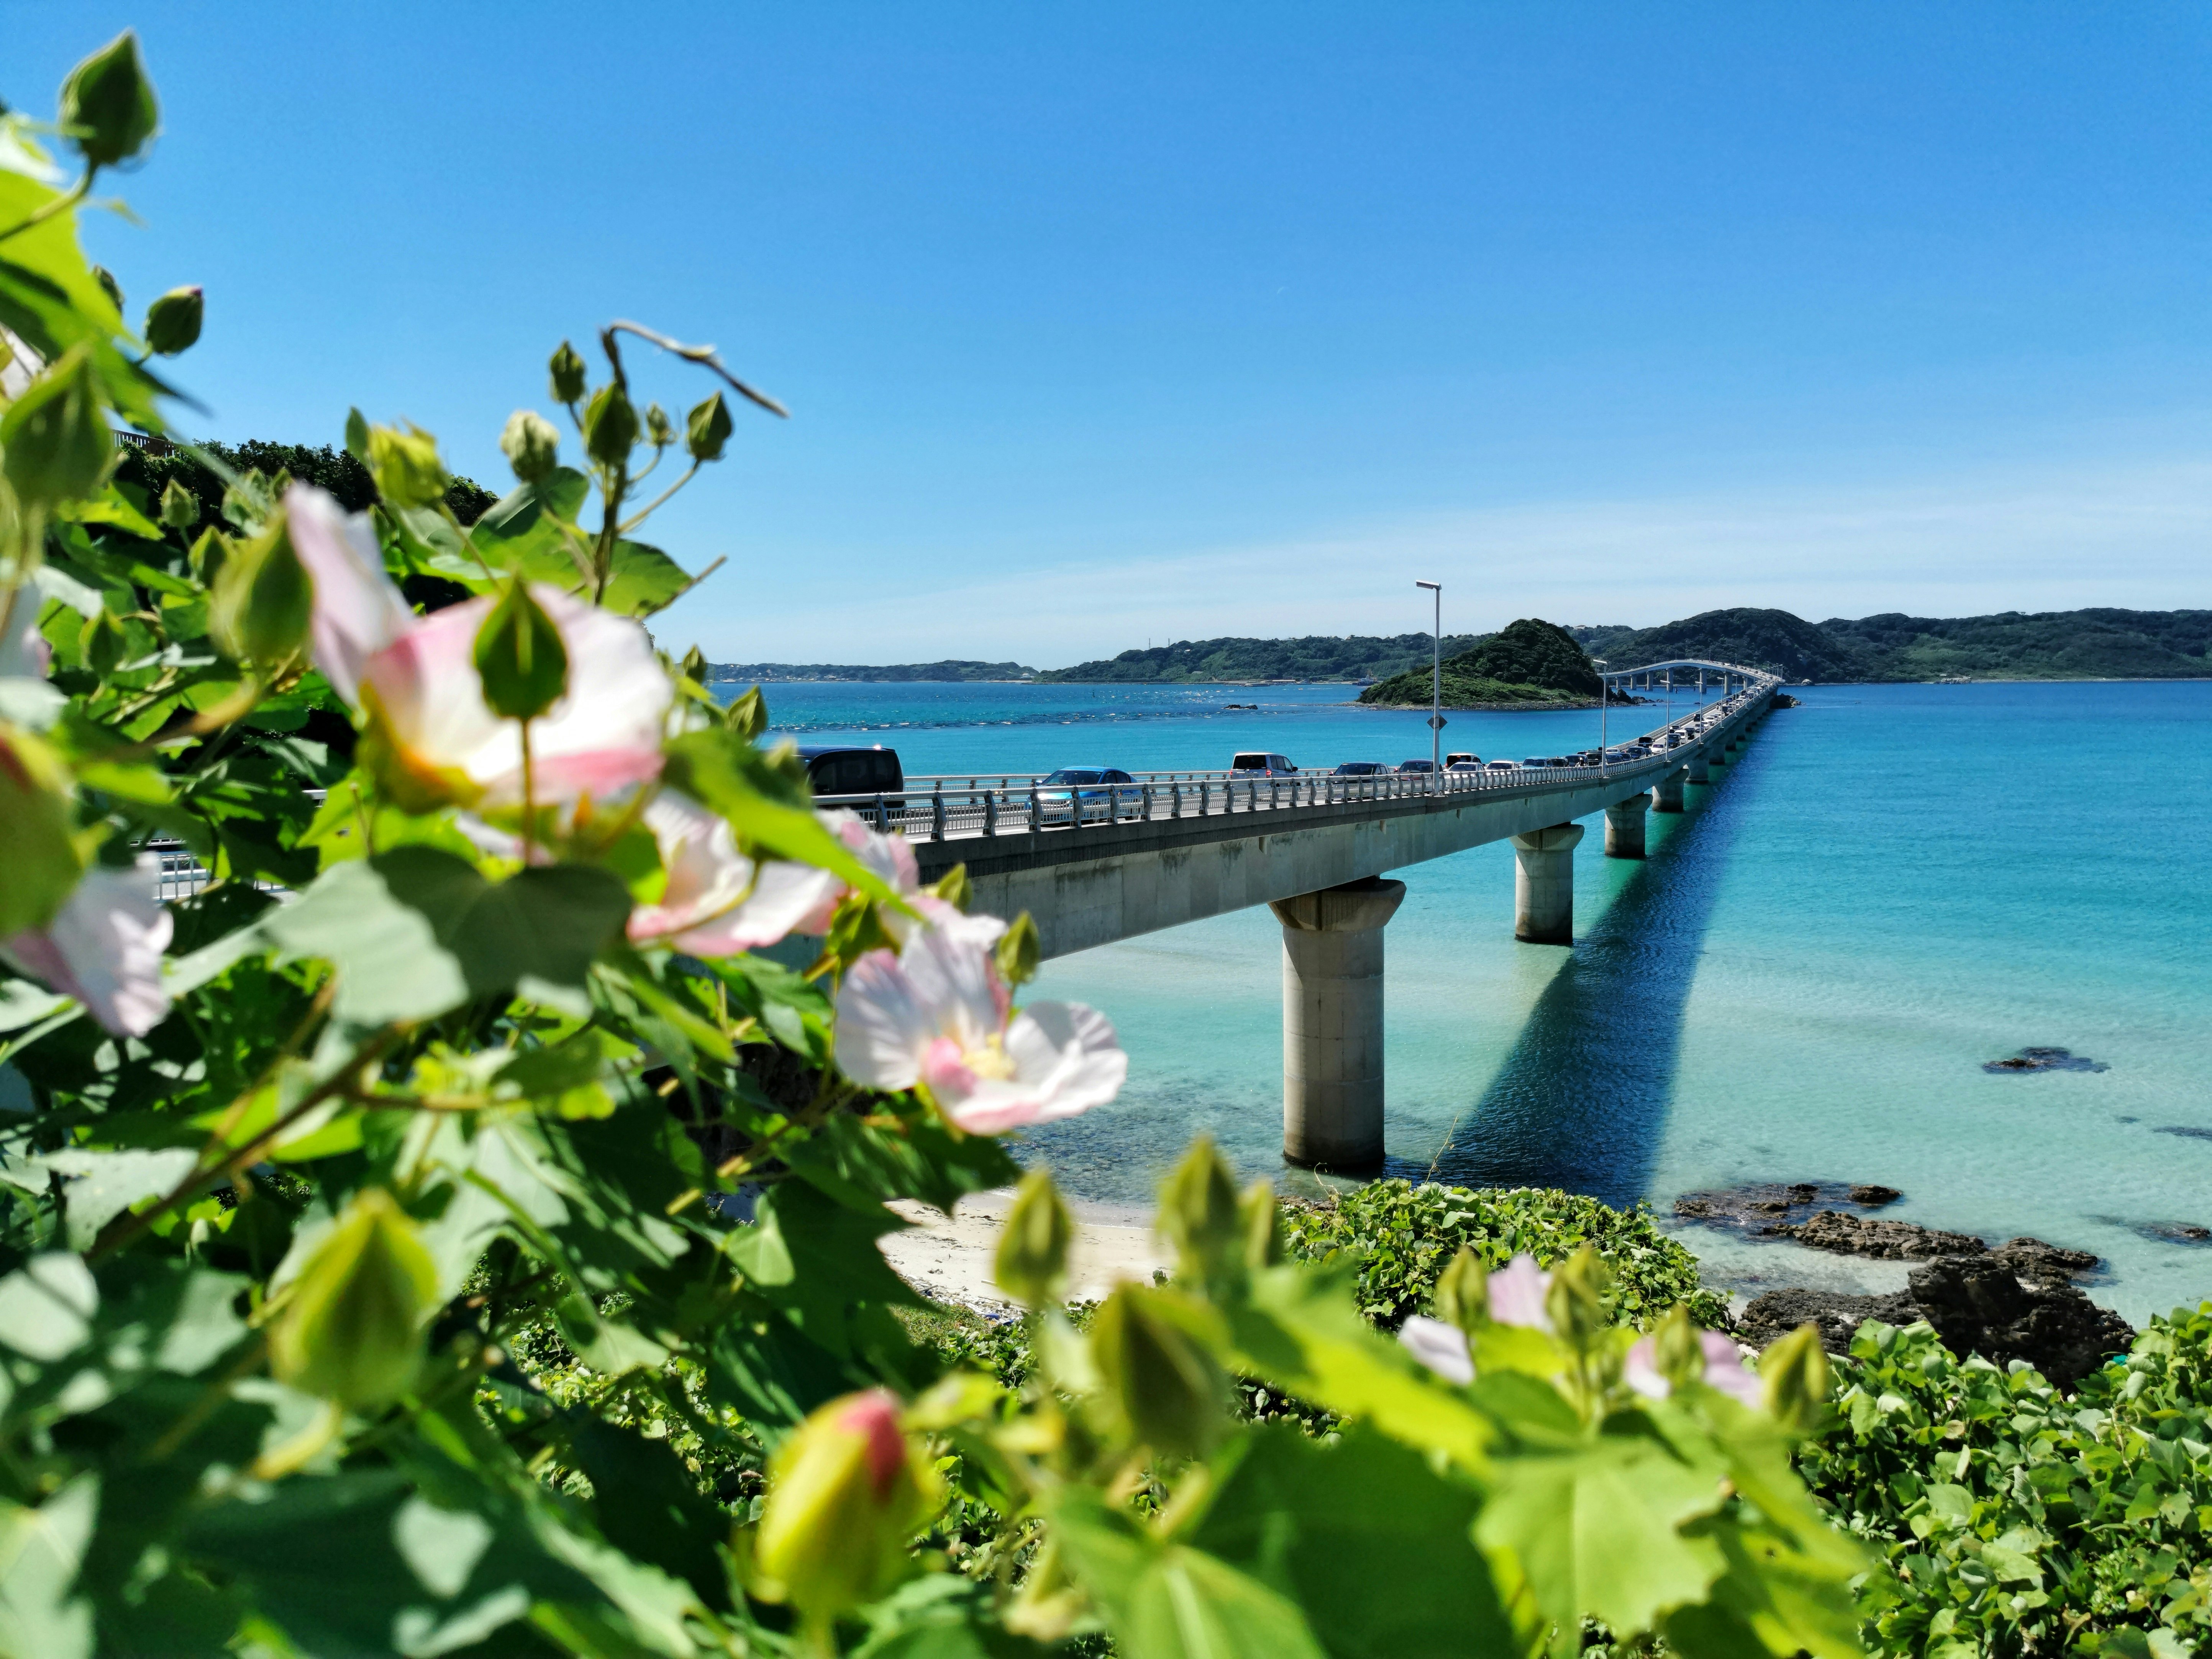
[1687,756,1711,785]
[1604,794,1649,857]
[1651,769,1687,813]
[1511,823,1583,945]
[1269,877,1407,1168]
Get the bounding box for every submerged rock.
[1772,1210,1986,1260]
[1848,1184,1902,1207]
[1672,1180,1891,1234]
[2130,1220,2212,1245]
[1906,1257,2134,1389]
[1982,1046,2108,1074]
[1741,1287,1917,1353]
[2156,1126,2212,1143]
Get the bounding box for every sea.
[739,677,2212,1325]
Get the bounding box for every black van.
[795,744,905,803]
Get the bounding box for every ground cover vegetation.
[1356,617,1607,708]
[0,33,1874,1658]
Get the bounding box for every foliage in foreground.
[0,30,1880,1659]
[1803,1310,2212,1659]
[1282,1178,1732,1333]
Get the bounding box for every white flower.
[1487,1254,1554,1331]
[2,858,171,1036]
[1399,1315,1474,1385]
[834,921,1124,1134]
[284,484,412,702]
[0,607,50,682]
[626,791,840,956]
[1624,1328,1764,1408]
[795,810,1003,948]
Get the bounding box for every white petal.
[287,484,412,703]
[1487,1255,1554,1332]
[1399,1316,1475,1386]
[939,1000,1127,1135]
[1,859,172,1037]
[515,587,672,803]
[0,609,51,682]
[1623,1336,1671,1400]
[1700,1331,1766,1407]
[832,949,935,1090]
[896,920,1006,1052]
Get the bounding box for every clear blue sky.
[11,3,2212,664]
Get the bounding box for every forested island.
[1357,617,1606,708]
[705,659,1034,682]
[1035,631,1489,683]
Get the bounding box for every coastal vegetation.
[1036,630,1488,684]
[707,658,1034,682]
[1356,616,1606,709]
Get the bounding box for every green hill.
[1038,632,1488,684]
[1818,608,2212,681]
[1597,607,1865,683]
[707,659,1034,683]
[1357,618,1603,708]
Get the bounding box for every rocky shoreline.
[1676,1182,2138,1388]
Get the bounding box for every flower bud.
[343,407,370,461]
[498,409,560,484]
[209,516,312,665]
[268,1188,439,1409]
[1544,1244,1612,1354]
[753,1389,939,1626]
[1759,1323,1831,1433]
[678,644,709,686]
[1651,1303,1705,1390]
[1158,1135,1241,1284]
[365,422,448,509]
[1,344,114,507]
[143,286,203,356]
[1432,1246,1489,1335]
[158,477,198,529]
[473,578,568,721]
[686,391,733,462]
[724,683,769,740]
[994,910,1041,989]
[92,266,124,314]
[644,402,676,448]
[548,340,588,405]
[1239,1178,1282,1269]
[1090,1284,1227,1457]
[994,1169,1073,1310]
[59,31,159,169]
[0,725,84,937]
[928,862,971,912]
[582,384,639,467]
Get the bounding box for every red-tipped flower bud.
[754,1389,939,1626]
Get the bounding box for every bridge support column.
[1651,768,1686,813]
[1687,755,1711,785]
[1604,795,1649,857]
[1511,823,1582,945]
[1269,877,1406,1169]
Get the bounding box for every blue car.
[1034,766,1142,825]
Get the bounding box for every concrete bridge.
[820,661,1782,1169]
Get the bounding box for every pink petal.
[833,949,935,1091]
[286,484,412,703]
[1487,1255,1554,1332]
[1700,1332,1765,1407]
[2,859,172,1037]
[1623,1336,1669,1400]
[1400,1316,1475,1386]
[935,1000,1126,1134]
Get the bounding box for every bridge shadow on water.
[1390,763,1760,1209]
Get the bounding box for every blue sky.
[11,3,2212,664]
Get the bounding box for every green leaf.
[0,1253,99,1362]
[663,728,904,907]
[11,1147,197,1251]
[263,848,632,1024]
[562,1417,731,1609]
[1052,1487,1330,1659]
[0,1478,97,1659]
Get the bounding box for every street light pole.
[1415,580,1442,780]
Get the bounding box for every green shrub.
[1802,1308,2212,1658]
[1281,1179,1732,1331]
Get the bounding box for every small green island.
[1356,616,1606,708]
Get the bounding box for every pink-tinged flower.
[0,608,51,681]
[1,858,171,1036]
[1488,1254,1554,1331]
[1624,1329,1764,1408]
[285,485,412,702]
[794,810,1003,948]
[1399,1315,1474,1386]
[626,791,841,956]
[834,921,1125,1134]
[286,484,670,809]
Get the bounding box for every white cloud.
[700,453,2212,667]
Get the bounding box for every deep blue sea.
[742,678,2212,1323]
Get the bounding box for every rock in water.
[1848,1184,1902,1207]
[1988,1236,2100,1283]
[1982,1046,2108,1074]
[1905,1257,2134,1389]
[1774,1210,1987,1259]
[1740,1287,1919,1355]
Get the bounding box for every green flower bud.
[582,384,639,468]
[142,286,203,356]
[754,1389,939,1627]
[644,402,675,448]
[209,516,312,665]
[1090,1284,1227,1457]
[79,607,128,678]
[0,344,114,507]
[1544,1244,1612,1354]
[158,477,198,529]
[1239,1178,1282,1270]
[928,862,971,912]
[188,526,228,586]
[1651,1303,1705,1390]
[473,577,568,721]
[994,910,1041,989]
[1433,1246,1489,1335]
[343,407,370,461]
[365,421,448,509]
[498,409,560,484]
[995,1169,1073,1310]
[1158,1135,1241,1283]
[678,644,709,686]
[0,725,84,937]
[92,266,124,314]
[269,1189,439,1410]
[724,683,769,741]
[1759,1323,1831,1434]
[685,391,733,462]
[59,31,159,170]
[548,340,588,405]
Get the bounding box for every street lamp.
[1415,580,1442,779]
[1593,658,1609,779]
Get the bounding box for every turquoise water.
[751,679,2212,1324]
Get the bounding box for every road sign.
[1427,714,1448,729]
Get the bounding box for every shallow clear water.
[750,679,2212,1323]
